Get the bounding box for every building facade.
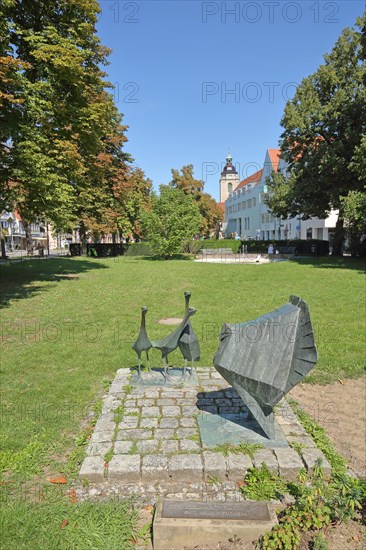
[223,149,338,242]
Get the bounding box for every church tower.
[219,148,240,203]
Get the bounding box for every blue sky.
[97,0,364,200]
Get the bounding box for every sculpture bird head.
[141,306,148,313]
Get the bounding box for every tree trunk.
[22,220,33,254]
[331,216,345,256]
[1,235,6,260]
[79,222,87,255]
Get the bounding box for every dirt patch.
[158,317,183,325]
[290,377,366,478]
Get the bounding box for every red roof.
[236,169,263,190]
[268,149,281,171]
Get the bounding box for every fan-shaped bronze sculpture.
[213,296,317,439]
[151,307,197,381]
[178,292,200,378]
[132,306,152,380]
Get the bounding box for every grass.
[0,254,364,545]
[0,497,138,550]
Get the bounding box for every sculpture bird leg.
[146,351,151,374]
[163,357,173,382]
[189,360,196,378]
[137,354,142,380]
[181,359,188,379]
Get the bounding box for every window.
[242,201,246,210]
[238,203,241,211]
[247,199,252,208]
[306,228,312,239]
[253,197,256,207]
[261,214,265,223]
[265,214,270,223]
[228,183,233,193]
[317,228,323,240]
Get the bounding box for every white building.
[223,149,338,243]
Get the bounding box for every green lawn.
[0,255,365,546]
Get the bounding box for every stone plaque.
[153,500,277,549]
[162,500,271,521]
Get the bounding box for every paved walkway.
[78,367,331,503]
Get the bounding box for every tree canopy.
[0,0,149,250]
[141,186,201,258]
[266,15,366,254]
[169,164,223,237]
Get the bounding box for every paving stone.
[160,440,179,454]
[141,406,160,417]
[161,390,182,398]
[197,398,215,406]
[123,399,136,408]
[130,388,148,396]
[159,418,179,429]
[179,440,201,452]
[140,417,159,429]
[226,452,252,481]
[200,380,222,387]
[114,440,134,454]
[179,417,196,428]
[86,441,112,456]
[301,447,332,476]
[253,449,279,474]
[177,428,197,438]
[116,428,153,440]
[137,398,156,407]
[94,416,115,433]
[162,406,181,417]
[215,399,233,407]
[157,398,176,406]
[203,451,227,480]
[182,406,199,416]
[280,423,307,437]
[142,454,169,482]
[275,448,304,480]
[79,457,105,482]
[169,454,203,481]
[108,455,140,482]
[154,429,176,440]
[137,440,159,454]
[119,417,139,429]
[178,398,196,405]
[90,431,114,444]
[286,435,316,448]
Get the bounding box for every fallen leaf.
[68,488,78,504]
[144,504,153,511]
[47,476,67,484]
[337,379,344,384]
[352,535,360,541]
[60,519,69,529]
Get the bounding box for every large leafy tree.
[1,0,134,250]
[169,164,223,237]
[141,186,201,258]
[266,15,366,254]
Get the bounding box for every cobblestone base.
[78,367,331,502]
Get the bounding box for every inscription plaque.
[161,500,271,521]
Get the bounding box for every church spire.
[226,146,232,164]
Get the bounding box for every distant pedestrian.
[268,243,274,262]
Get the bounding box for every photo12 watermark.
[201,2,340,24]
[201,81,298,103]
[98,1,140,24]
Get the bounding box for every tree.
[266,15,366,255]
[141,186,201,258]
[169,164,223,237]
[1,0,133,251]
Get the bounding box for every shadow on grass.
[292,256,366,274]
[0,257,109,308]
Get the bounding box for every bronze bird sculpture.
[151,307,197,381]
[213,296,317,439]
[178,291,200,378]
[132,306,152,380]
